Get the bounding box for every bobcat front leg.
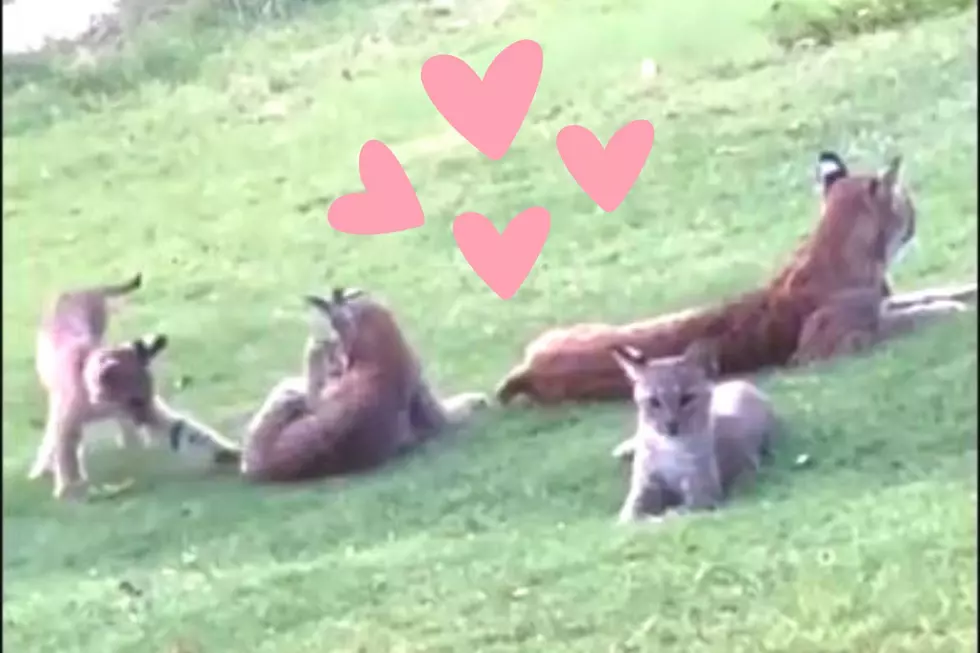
[678,465,724,514]
[617,478,668,524]
[877,300,971,341]
[48,403,88,500]
[791,295,879,366]
[618,449,668,523]
[28,396,60,480]
[302,336,337,407]
[884,283,977,309]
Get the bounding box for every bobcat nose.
[665,419,679,436]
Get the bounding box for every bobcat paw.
[28,461,53,480]
[611,438,636,460]
[618,514,665,526]
[463,392,491,409]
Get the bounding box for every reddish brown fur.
[495,156,919,405]
[241,291,485,483]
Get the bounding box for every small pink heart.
[453,207,551,300]
[327,140,425,235]
[556,120,655,212]
[422,39,543,160]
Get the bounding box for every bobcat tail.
[494,365,533,405]
[99,272,143,297]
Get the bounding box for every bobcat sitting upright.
[240,288,489,482]
[610,342,778,523]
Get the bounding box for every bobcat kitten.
[610,341,778,523]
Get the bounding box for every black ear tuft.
[134,333,168,361]
[331,287,347,304]
[817,150,848,192]
[304,294,333,313]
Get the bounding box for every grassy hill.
[2,0,977,651]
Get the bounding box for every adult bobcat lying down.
[609,342,777,523]
[495,152,976,405]
[240,288,489,483]
[32,273,240,501]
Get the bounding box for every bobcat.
[495,152,976,405]
[609,342,778,523]
[32,273,240,500]
[240,288,489,482]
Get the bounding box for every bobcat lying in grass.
[32,273,240,501]
[610,342,778,523]
[495,152,976,405]
[240,288,489,483]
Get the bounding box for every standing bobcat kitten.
[32,273,240,500]
[610,342,778,523]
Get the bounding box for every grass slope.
[2,1,977,651]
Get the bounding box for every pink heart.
[556,120,655,212]
[327,140,425,235]
[422,39,543,160]
[452,207,551,300]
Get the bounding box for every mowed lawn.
[2,0,977,650]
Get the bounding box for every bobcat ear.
[682,339,719,378]
[878,154,903,193]
[134,333,168,362]
[342,287,366,302]
[817,150,848,192]
[305,292,357,336]
[610,345,647,382]
[305,294,334,314]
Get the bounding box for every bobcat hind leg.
[409,381,488,442]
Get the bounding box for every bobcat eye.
[679,393,697,408]
[647,397,662,409]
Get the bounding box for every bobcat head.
[304,287,415,375]
[82,333,168,424]
[816,152,916,270]
[610,341,718,438]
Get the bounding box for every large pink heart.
[422,40,543,160]
[327,140,425,235]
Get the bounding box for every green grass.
[3,0,978,651]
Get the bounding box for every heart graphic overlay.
[452,207,551,300]
[556,119,655,212]
[327,140,425,235]
[421,39,544,160]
